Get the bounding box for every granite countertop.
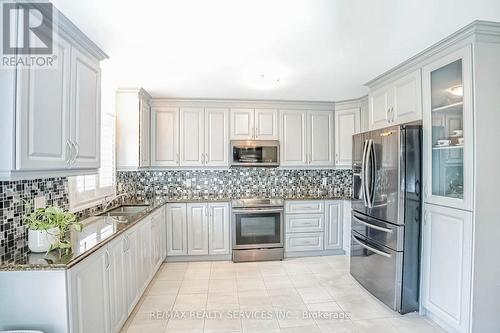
[0,195,351,271]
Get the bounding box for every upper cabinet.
[422,45,473,211]
[151,107,179,167]
[0,7,107,180]
[230,108,278,140]
[116,88,152,170]
[204,108,230,166]
[334,108,361,168]
[280,110,334,167]
[368,69,422,130]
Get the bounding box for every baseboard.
[165,254,232,262]
[285,249,345,258]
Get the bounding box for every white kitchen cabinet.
[255,109,279,140]
[280,110,308,166]
[280,110,334,167]
[187,203,209,255]
[151,107,179,167]
[285,200,324,214]
[68,247,110,333]
[138,218,153,287]
[324,200,343,250]
[1,18,106,179]
[335,108,361,168]
[368,70,421,130]
[308,111,334,166]
[208,203,230,255]
[16,35,72,171]
[116,88,152,170]
[69,46,101,169]
[230,108,278,140]
[230,108,254,139]
[150,210,164,271]
[124,228,140,315]
[285,233,324,252]
[166,203,188,256]
[421,204,472,333]
[205,108,229,166]
[107,238,126,333]
[180,107,205,166]
[286,214,324,233]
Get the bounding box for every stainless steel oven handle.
[232,208,284,214]
[352,216,393,233]
[352,234,391,258]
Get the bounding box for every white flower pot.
[28,227,60,253]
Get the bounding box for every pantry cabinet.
[0,8,107,179]
[230,108,278,140]
[116,88,152,170]
[334,108,360,168]
[368,69,422,130]
[167,202,230,257]
[421,204,472,333]
[280,110,334,167]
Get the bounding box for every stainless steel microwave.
[230,140,279,167]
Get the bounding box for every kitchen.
[1,1,500,333]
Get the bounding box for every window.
[68,111,116,210]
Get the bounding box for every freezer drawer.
[350,232,403,312]
[351,212,404,251]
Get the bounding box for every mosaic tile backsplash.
[117,168,352,201]
[0,178,69,264]
[1,168,352,264]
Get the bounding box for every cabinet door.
[255,109,278,140]
[369,86,391,130]
[180,107,204,166]
[124,229,139,315]
[151,107,179,167]
[392,70,422,124]
[16,35,72,170]
[280,110,307,166]
[285,233,324,252]
[70,46,101,169]
[308,111,334,166]
[187,203,209,255]
[69,247,110,333]
[205,108,229,166]
[422,46,473,211]
[166,203,187,256]
[324,201,343,250]
[108,238,126,333]
[160,207,167,261]
[335,108,360,168]
[208,203,230,255]
[230,108,254,139]
[421,204,472,333]
[139,100,150,167]
[151,211,163,270]
[139,218,152,288]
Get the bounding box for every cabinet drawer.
[286,214,324,233]
[285,201,324,214]
[285,233,324,252]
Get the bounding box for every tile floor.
[120,255,444,333]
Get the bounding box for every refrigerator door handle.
[353,216,393,233]
[364,139,374,208]
[352,234,392,258]
[361,140,369,207]
[368,139,376,208]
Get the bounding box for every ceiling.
[51,0,500,101]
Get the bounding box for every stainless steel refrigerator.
[350,122,422,314]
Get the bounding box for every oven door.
[232,208,283,249]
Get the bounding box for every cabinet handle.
[105,249,110,269]
[72,142,79,165]
[201,154,204,164]
[176,153,179,165]
[252,127,255,138]
[255,127,259,138]
[65,140,72,166]
[309,153,312,164]
[205,153,209,165]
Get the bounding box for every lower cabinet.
[284,200,344,255]
[68,207,167,333]
[421,204,473,333]
[167,202,230,257]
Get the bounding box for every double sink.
[100,204,150,223]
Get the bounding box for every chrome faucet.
[103,193,127,211]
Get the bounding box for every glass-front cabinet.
[422,45,473,211]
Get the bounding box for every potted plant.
[24,205,83,253]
